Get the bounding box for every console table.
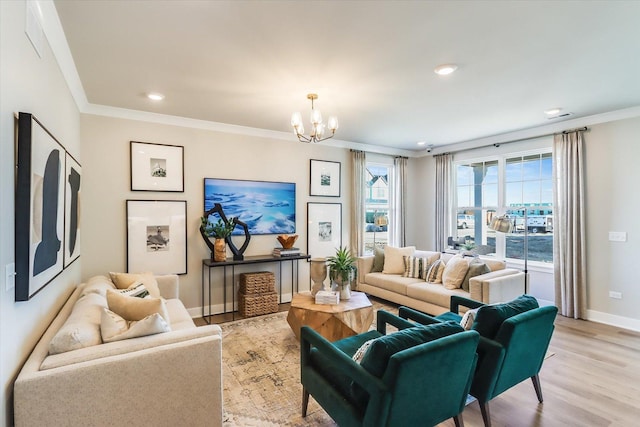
[201,254,310,323]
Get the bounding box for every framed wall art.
[310,159,341,197]
[130,141,184,192]
[307,202,342,259]
[126,200,187,274]
[64,152,82,268]
[15,113,67,301]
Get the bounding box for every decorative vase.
[213,238,226,262]
[340,283,351,300]
[310,258,327,297]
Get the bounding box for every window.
[454,150,553,264]
[364,163,391,254]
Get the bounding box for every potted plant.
[201,216,236,261]
[327,246,357,300]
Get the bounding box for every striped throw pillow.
[426,259,446,283]
[403,256,430,279]
[116,282,150,298]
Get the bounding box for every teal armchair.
[400,295,558,427]
[300,309,480,427]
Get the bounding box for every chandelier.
[291,93,339,143]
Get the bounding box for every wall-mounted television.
[204,178,296,235]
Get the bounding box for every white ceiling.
[53,0,640,152]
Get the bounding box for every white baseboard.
[586,309,640,332]
[187,292,293,319]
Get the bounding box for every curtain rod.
[433,126,589,157]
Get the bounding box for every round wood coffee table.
[287,291,374,342]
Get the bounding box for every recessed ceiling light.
[417,141,426,146]
[434,64,458,75]
[544,107,562,115]
[147,93,165,101]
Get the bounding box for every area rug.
[220,298,396,426]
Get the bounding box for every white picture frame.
[307,202,342,258]
[130,141,184,192]
[310,159,341,197]
[126,200,187,274]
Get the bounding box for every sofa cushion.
[81,276,117,297]
[402,255,430,279]
[109,271,161,298]
[442,255,470,289]
[48,293,107,355]
[472,294,539,339]
[100,308,170,343]
[382,246,416,274]
[372,246,385,272]
[461,258,491,292]
[106,290,170,322]
[425,259,446,283]
[413,250,441,265]
[407,282,469,309]
[363,272,420,295]
[165,298,197,330]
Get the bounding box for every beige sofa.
[357,250,525,316]
[14,274,223,427]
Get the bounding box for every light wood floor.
[200,302,640,427]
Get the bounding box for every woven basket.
[238,291,279,317]
[239,272,275,294]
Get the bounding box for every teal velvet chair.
[400,295,558,427]
[300,309,480,427]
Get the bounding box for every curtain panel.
[553,131,587,318]
[435,154,453,252]
[350,150,366,256]
[391,156,407,247]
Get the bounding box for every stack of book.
[272,247,301,257]
[315,290,340,305]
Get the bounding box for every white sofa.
[357,250,525,316]
[14,274,223,427]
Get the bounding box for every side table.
[287,291,374,342]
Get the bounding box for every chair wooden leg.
[302,387,310,417]
[479,401,491,427]
[531,374,544,403]
[453,414,465,427]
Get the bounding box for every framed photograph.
[64,152,82,268]
[307,202,342,258]
[310,159,341,197]
[15,113,66,301]
[204,177,295,235]
[126,200,187,274]
[130,141,184,192]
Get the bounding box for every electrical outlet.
[5,263,16,291]
[609,291,622,299]
[608,231,627,242]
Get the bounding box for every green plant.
[327,246,357,285]
[201,216,236,239]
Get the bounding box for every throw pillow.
[106,290,170,322]
[442,254,470,290]
[460,307,480,330]
[425,259,446,283]
[109,272,161,298]
[371,246,385,272]
[48,293,107,355]
[116,282,150,298]
[402,256,430,279]
[382,246,416,274]
[472,294,539,339]
[100,308,171,343]
[352,339,375,364]
[360,321,464,378]
[461,258,491,292]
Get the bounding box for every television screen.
[204,178,296,235]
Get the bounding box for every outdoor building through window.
[454,150,553,264]
[364,163,391,254]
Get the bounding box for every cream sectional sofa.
[356,249,525,316]
[14,274,223,427]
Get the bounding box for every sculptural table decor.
[310,258,327,296]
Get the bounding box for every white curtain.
[435,154,453,252]
[350,150,366,256]
[390,156,407,247]
[553,131,587,318]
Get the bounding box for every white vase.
[310,258,327,296]
[340,283,351,300]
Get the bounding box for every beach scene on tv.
[204,178,296,235]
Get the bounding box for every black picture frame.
[15,113,67,301]
[307,202,342,258]
[64,152,82,268]
[309,159,341,197]
[130,141,184,192]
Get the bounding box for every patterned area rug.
[220,298,396,426]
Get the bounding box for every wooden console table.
[201,254,310,323]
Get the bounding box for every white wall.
[0,1,81,425]
[80,114,351,314]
